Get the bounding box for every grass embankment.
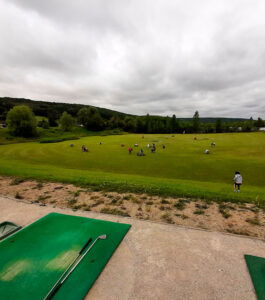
[0,127,123,144]
[0,132,264,206]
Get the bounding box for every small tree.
[192,111,200,133]
[59,112,75,131]
[6,105,37,137]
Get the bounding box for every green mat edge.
[244,254,265,300]
[0,212,131,244]
[82,218,131,299]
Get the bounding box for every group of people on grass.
[127,142,166,156]
[81,145,88,152]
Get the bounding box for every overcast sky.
[0,0,265,118]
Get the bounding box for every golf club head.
[99,234,107,240]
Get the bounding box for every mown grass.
[0,132,264,206]
[0,127,124,145]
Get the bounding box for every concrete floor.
[0,196,264,300]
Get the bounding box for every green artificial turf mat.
[0,213,131,300]
[245,254,265,300]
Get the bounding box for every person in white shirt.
[233,171,243,192]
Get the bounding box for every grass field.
[0,132,264,205]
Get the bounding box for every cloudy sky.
[0,0,265,118]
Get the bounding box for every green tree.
[145,114,151,133]
[59,112,75,131]
[47,111,59,127]
[6,105,37,137]
[77,107,104,131]
[109,114,124,129]
[136,117,145,133]
[171,114,180,133]
[254,117,264,128]
[192,111,200,133]
[124,116,137,132]
[215,119,222,133]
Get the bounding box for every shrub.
[161,199,170,204]
[10,178,25,185]
[59,112,75,131]
[15,192,23,199]
[246,216,261,226]
[100,208,130,217]
[162,213,174,224]
[6,105,37,137]
[193,209,205,215]
[68,198,77,205]
[174,200,186,210]
[38,195,51,201]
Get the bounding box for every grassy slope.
[0,132,264,205]
[0,127,123,145]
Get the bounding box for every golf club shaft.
[61,236,100,284]
[44,237,92,300]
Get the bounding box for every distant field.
[0,132,264,205]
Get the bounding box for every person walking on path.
[233,171,243,192]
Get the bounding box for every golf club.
[44,237,93,300]
[44,234,107,300]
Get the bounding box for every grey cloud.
[1,0,265,118]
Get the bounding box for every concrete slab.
[0,196,264,300]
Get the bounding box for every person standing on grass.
[233,171,243,192]
[128,147,132,154]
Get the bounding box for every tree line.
[4,105,265,138]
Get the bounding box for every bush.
[38,119,49,129]
[6,105,37,137]
[15,191,23,199]
[59,112,75,131]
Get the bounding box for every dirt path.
[0,176,264,239]
[1,195,265,299]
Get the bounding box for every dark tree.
[254,117,264,128]
[124,116,137,132]
[192,111,200,133]
[215,119,222,133]
[78,107,105,131]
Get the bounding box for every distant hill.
[178,117,249,123]
[0,97,129,121]
[0,97,249,123]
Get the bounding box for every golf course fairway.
[0,132,264,205]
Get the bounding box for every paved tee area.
[0,196,264,300]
